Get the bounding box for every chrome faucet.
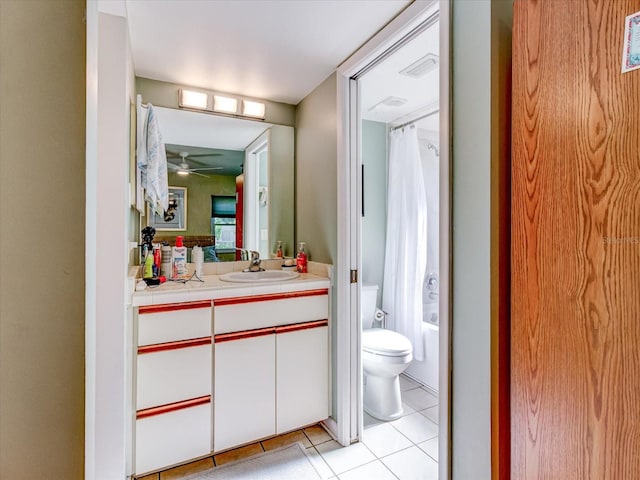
[425,272,439,301]
[237,249,264,272]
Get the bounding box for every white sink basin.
[219,270,299,283]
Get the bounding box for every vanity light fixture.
[213,95,239,114]
[177,86,266,120]
[242,100,266,118]
[178,89,209,110]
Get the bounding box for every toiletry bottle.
[143,250,154,279]
[276,241,283,258]
[296,242,308,273]
[152,244,161,277]
[160,244,172,277]
[171,236,188,279]
[192,245,204,278]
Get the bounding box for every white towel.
[137,103,168,216]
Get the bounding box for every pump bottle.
[296,242,308,273]
[171,236,188,279]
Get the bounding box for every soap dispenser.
[296,242,308,273]
[171,236,188,279]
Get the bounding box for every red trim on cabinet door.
[214,327,275,343]
[275,319,328,334]
[138,300,213,314]
[137,336,212,355]
[214,289,328,306]
[136,395,211,419]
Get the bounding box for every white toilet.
[362,285,413,421]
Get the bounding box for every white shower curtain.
[382,126,428,361]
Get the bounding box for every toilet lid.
[362,328,413,356]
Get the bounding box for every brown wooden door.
[511,1,640,478]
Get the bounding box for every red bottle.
[153,245,161,277]
[296,242,307,273]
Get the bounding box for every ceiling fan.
[167,152,223,177]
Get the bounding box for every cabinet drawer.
[138,302,212,346]
[214,291,328,334]
[135,401,211,475]
[137,343,212,410]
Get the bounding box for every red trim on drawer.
[275,319,328,334]
[138,336,212,354]
[136,395,211,419]
[214,289,328,307]
[138,300,213,314]
[214,327,275,343]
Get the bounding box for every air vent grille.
[368,96,408,112]
[399,53,439,79]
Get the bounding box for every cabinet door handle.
[139,300,213,314]
[275,319,328,334]
[138,336,212,354]
[214,327,275,343]
[136,395,211,419]
[215,289,328,306]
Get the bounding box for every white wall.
[451,1,492,478]
[86,9,135,479]
[361,120,387,302]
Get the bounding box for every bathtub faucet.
[425,272,439,300]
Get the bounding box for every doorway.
[243,131,270,258]
[336,1,450,478]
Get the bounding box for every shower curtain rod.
[390,108,439,131]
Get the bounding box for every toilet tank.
[361,284,379,329]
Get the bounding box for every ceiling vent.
[368,96,408,112]
[399,53,439,79]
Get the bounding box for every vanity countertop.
[131,271,331,307]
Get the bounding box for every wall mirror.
[146,106,294,261]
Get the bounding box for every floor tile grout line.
[308,444,339,478]
[379,457,402,480]
[421,445,438,463]
[415,409,439,427]
[333,458,378,477]
[317,440,379,478]
[374,443,418,460]
[334,457,403,479]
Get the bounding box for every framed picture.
[147,186,187,231]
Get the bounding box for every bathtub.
[404,301,439,391]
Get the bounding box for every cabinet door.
[214,332,275,452]
[135,401,211,475]
[276,324,329,433]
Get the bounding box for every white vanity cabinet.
[134,301,213,475]
[213,289,329,452]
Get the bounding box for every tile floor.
[137,374,438,480]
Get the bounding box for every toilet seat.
[362,328,412,357]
